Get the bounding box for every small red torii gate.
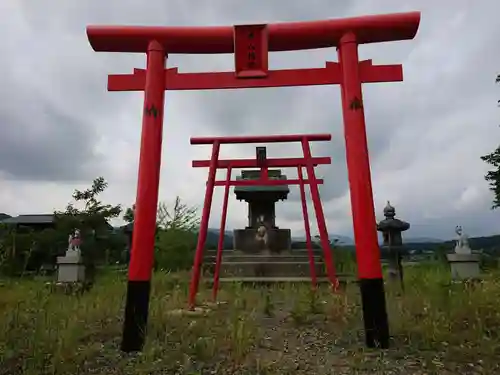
[189,133,336,305]
[86,10,420,353]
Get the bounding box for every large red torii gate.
[86,11,420,353]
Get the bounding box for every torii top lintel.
[86,11,420,54]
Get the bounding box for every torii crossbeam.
[86,10,421,352]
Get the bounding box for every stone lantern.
[377,201,410,288]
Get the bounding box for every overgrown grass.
[0,265,499,374]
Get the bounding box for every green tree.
[123,204,135,223]
[0,224,37,276]
[27,227,60,272]
[154,197,199,271]
[0,223,65,277]
[480,74,500,208]
[0,178,123,277]
[157,197,200,231]
[54,177,122,278]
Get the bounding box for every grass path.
[0,267,499,374]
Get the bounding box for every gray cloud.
[0,94,96,181]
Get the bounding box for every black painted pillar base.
[359,278,390,349]
[121,280,151,352]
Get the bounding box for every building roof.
[1,214,55,225]
[0,214,114,230]
[0,213,11,221]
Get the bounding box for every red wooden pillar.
[121,40,166,352]
[301,138,338,289]
[338,33,389,348]
[212,166,232,301]
[188,141,220,309]
[297,167,317,289]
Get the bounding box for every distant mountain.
[405,237,444,244]
[290,235,444,246]
[291,234,355,245]
[208,229,356,247]
[206,228,233,248]
[201,228,500,257]
[202,229,451,249]
[332,235,355,245]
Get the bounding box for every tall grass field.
[0,265,499,374]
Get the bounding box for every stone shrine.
[203,146,333,283]
[447,225,480,280]
[377,201,409,288]
[56,229,86,283]
[232,169,292,253]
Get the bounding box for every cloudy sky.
[0,0,499,241]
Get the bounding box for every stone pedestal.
[447,253,480,280]
[203,250,350,285]
[57,253,86,283]
[233,228,291,253]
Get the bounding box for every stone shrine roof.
[233,169,290,194]
[234,169,290,202]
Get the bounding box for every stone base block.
[204,248,324,258]
[220,261,324,278]
[204,253,323,263]
[447,253,480,280]
[57,255,86,283]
